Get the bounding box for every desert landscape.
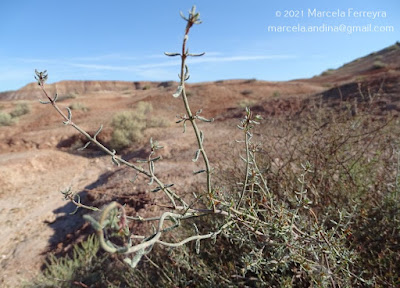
[0,42,400,287]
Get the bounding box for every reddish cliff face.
[0,80,168,101]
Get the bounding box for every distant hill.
[309,42,400,84]
[0,80,176,101]
[1,42,399,101]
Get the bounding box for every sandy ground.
[0,149,111,286]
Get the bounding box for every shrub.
[238,99,255,108]
[0,111,15,126]
[109,101,156,150]
[240,89,253,96]
[271,90,280,98]
[110,111,146,150]
[68,102,88,111]
[58,93,78,101]
[26,235,101,287]
[32,6,400,287]
[372,60,387,69]
[10,102,31,118]
[321,68,335,76]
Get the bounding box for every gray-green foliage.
[31,6,400,288]
[10,102,31,117]
[27,235,101,287]
[68,102,88,111]
[0,102,30,126]
[0,111,15,126]
[110,101,153,150]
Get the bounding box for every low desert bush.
[0,103,30,126]
[271,90,280,98]
[10,102,31,117]
[0,111,14,126]
[68,102,88,111]
[238,98,255,108]
[31,6,399,288]
[372,60,387,70]
[109,101,155,150]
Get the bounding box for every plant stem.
[179,20,213,197]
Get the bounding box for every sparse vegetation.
[240,89,253,96]
[30,6,400,288]
[68,102,88,111]
[238,98,255,108]
[109,105,148,150]
[109,101,167,150]
[10,102,31,118]
[0,102,31,126]
[0,111,15,126]
[271,90,280,98]
[58,93,78,101]
[321,68,335,76]
[372,60,387,70]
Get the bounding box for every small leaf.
[124,251,145,269]
[112,157,120,166]
[183,121,187,133]
[184,65,189,80]
[94,124,103,140]
[188,52,205,57]
[78,141,91,151]
[151,186,162,193]
[192,149,201,162]
[193,169,206,175]
[173,85,183,98]
[150,161,155,175]
[164,52,181,57]
[111,150,120,166]
[83,215,102,231]
[67,106,72,118]
[150,156,162,162]
[180,11,189,21]
[197,116,214,123]
[130,174,139,184]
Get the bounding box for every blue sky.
[0,0,399,92]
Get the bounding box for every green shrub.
[110,111,146,150]
[0,111,15,126]
[58,93,78,101]
[271,90,280,98]
[321,68,335,76]
[372,60,387,69]
[238,99,256,108]
[109,101,154,150]
[10,102,30,118]
[68,102,88,111]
